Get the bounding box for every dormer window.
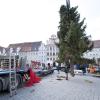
[35,48,37,50]
[10,48,13,53]
[16,47,21,53]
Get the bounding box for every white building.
[83,40,100,64]
[8,41,46,65]
[46,34,59,65]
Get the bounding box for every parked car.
[74,69,83,75]
[95,67,100,73]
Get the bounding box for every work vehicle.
[0,55,54,93]
[0,55,30,92]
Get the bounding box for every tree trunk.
[66,73,68,80]
[70,64,75,77]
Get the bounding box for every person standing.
[64,64,70,80]
[56,62,60,74]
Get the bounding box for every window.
[50,53,52,56]
[47,58,49,60]
[53,53,55,56]
[47,52,49,56]
[50,58,52,60]
[53,46,55,51]
[47,47,49,51]
[53,58,55,61]
[50,47,52,51]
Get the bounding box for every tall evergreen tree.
[56,1,93,79]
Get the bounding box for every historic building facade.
[45,34,59,65]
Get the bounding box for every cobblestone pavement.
[0,71,100,100]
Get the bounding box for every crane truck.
[0,55,33,92]
[0,55,54,92]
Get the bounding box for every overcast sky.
[0,0,100,47]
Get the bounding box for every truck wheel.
[16,74,23,88]
[3,77,9,91]
[7,74,23,91]
[0,80,3,92]
[0,78,6,91]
